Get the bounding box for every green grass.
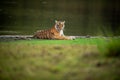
[1,38,106,45]
[0,38,120,80]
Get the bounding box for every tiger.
[33,20,75,40]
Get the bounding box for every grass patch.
[0,38,106,45]
[104,39,120,57]
[0,38,120,80]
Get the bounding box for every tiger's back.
[34,29,54,39]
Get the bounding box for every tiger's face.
[55,20,65,32]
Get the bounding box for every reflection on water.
[0,0,120,36]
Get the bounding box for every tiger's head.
[55,20,65,32]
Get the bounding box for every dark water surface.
[0,0,120,36]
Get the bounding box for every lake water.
[0,0,120,36]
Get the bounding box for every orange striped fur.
[33,20,75,40]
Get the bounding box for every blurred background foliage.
[0,0,120,36]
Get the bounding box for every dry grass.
[0,38,120,80]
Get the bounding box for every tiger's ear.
[55,20,57,23]
[63,21,65,23]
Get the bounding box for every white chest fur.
[60,30,64,36]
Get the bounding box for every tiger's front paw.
[69,36,76,40]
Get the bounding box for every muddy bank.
[0,35,119,41]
